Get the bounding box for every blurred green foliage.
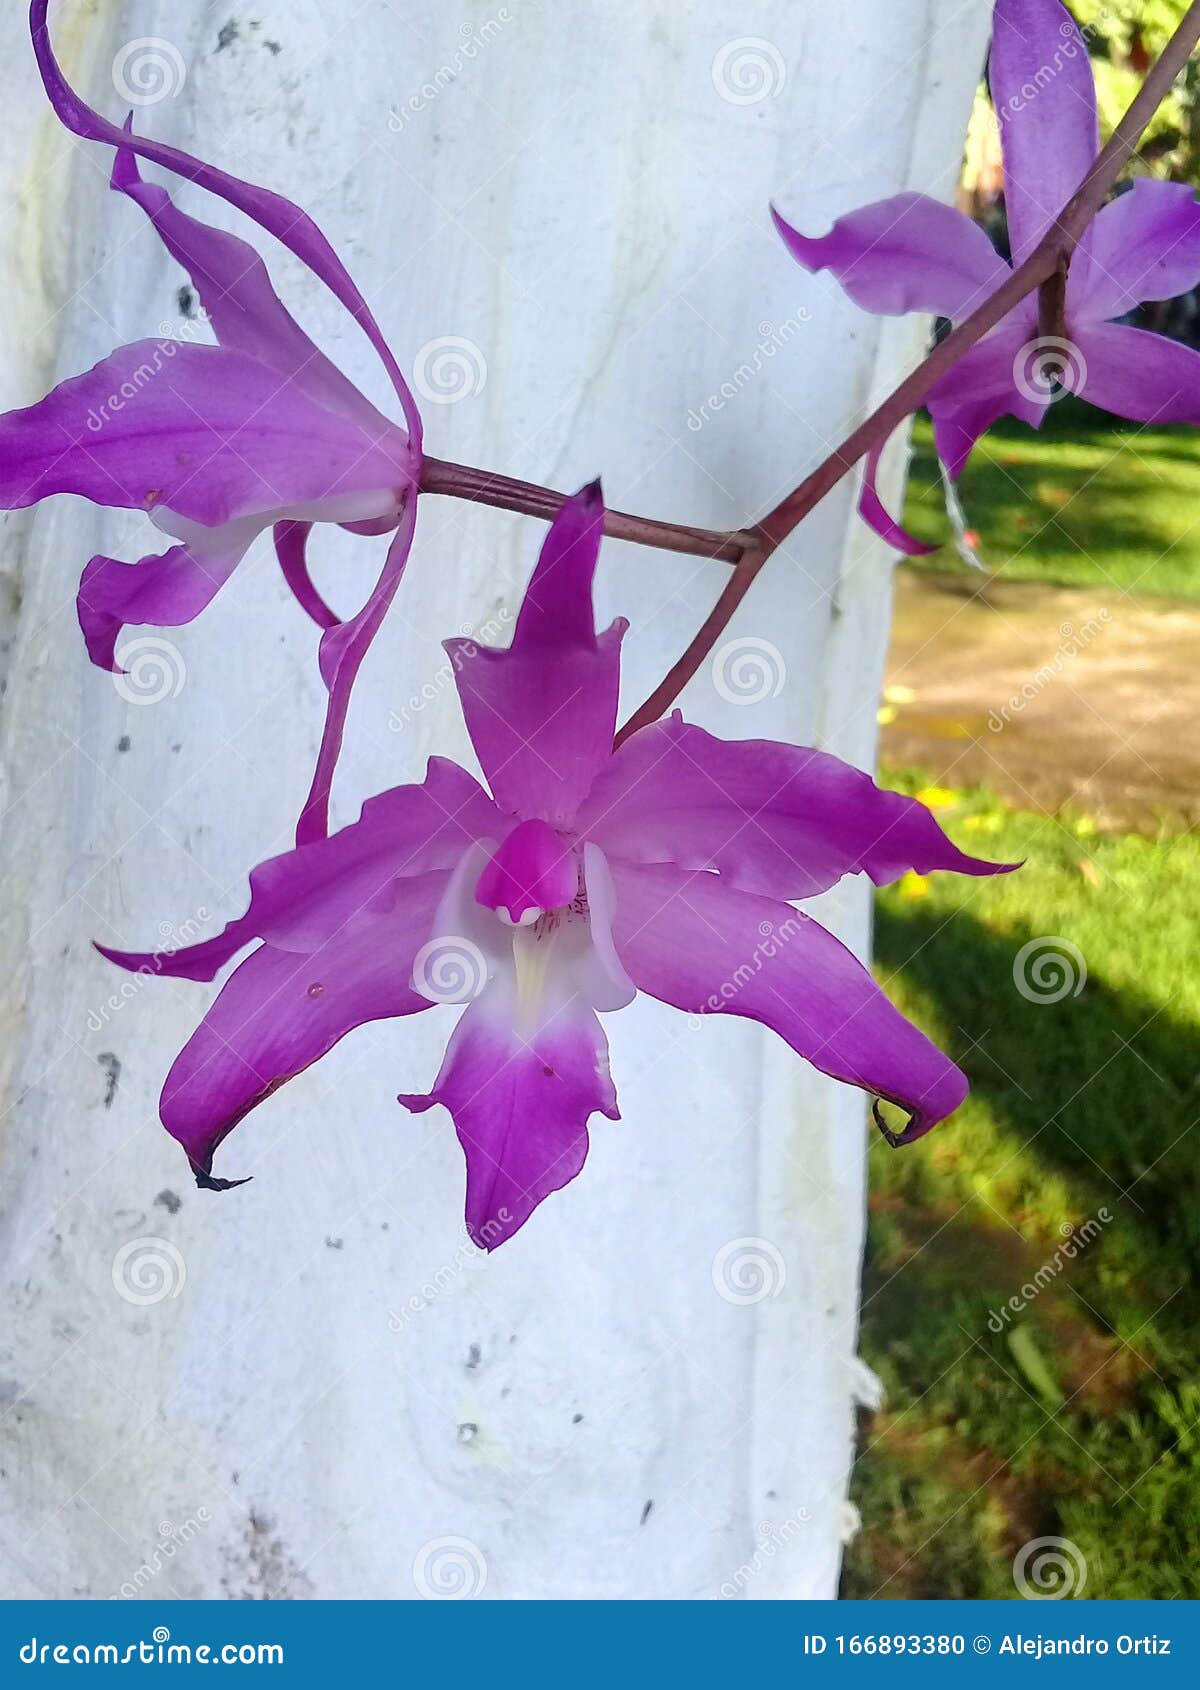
[902,406,1200,599]
[844,776,1200,1599]
[1075,0,1199,174]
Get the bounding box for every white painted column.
[0,0,988,1600]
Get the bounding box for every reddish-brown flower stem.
[418,2,1200,741]
[419,456,756,566]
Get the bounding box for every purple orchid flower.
[100,482,1012,1250]
[1,4,426,840]
[773,0,1200,551]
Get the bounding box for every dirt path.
[882,570,1200,833]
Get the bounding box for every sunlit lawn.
[901,401,1200,600]
[843,775,1200,1600]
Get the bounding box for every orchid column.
[0,1,989,1599]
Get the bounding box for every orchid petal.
[98,757,502,980]
[1069,322,1200,424]
[1070,180,1200,322]
[446,481,627,826]
[78,523,254,671]
[991,0,1099,263]
[577,714,1014,899]
[0,340,410,529]
[160,881,446,1188]
[399,974,619,1250]
[578,844,636,1011]
[927,311,1048,478]
[274,521,340,631]
[859,432,938,556]
[609,860,968,1141]
[110,145,402,445]
[296,497,419,844]
[772,195,1007,320]
[31,1,422,447]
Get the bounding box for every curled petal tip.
[873,1097,932,1148]
[194,1167,252,1192]
[397,1090,435,1115]
[94,939,141,971]
[861,435,939,556]
[769,201,802,245]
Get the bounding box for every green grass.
[902,401,1200,599]
[843,775,1200,1600]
